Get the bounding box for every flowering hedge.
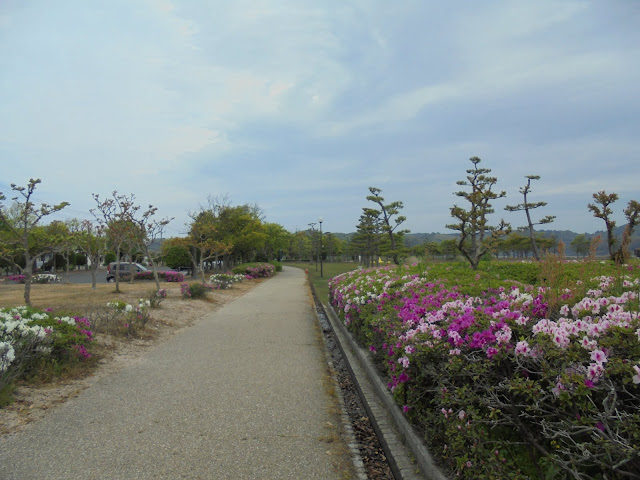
[133,270,185,282]
[232,263,275,278]
[329,263,640,479]
[2,274,60,284]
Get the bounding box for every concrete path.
[0,267,347,479]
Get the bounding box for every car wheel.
[107,277,114,283]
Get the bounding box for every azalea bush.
[329,261,640,479]
[105,299,151,335]
[147,288,167,308]
[232,262,275,278]
[162,271,185,282]
[209,273,245,289]
[180,282,215,299]
[1,306,95,405]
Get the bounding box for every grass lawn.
[286,262,359,304]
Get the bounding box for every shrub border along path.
[323,300,448,480]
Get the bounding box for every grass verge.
[286,262,359,304]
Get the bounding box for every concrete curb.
[312,303,368,479]
[324,304,449,480]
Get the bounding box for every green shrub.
[272,261,283,272]
[147,288,167,308]
[180,282,214,299]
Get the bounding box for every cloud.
[1,0,638,237]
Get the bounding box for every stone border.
[311,287,369,479]
[323,303,450,480]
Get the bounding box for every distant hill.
[402,233,458,247]
[334,228,639,256]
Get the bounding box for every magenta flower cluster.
[4,275,26,283]
[133,270,185,282]
[244,264,274,278]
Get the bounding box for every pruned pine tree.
[587,193,640,263]
[505,175,555,260]
[366,187,409,265]
[352,208,382,267]
[447,157,510,270]
[587,191,619,260]
[0,179,69,305]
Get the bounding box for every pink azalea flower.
[514,340,530,356]
[590,349,607,364]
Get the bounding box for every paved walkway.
[0,267,347,479]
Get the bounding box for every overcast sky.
[1,0,639,237]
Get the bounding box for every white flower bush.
[33,273,60,284]
[209,273,245,289]
[1,307,52,391]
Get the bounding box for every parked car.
[106,262,148,282]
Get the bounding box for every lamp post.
[318,217,323,278]
[308,222,317,271]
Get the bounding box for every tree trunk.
[23,250,33,306]
[190,246,198,279]
[90,255,98,289]
[114,247,121,293]
[524,197,540,261]
[64,252,71,283]
[128,248,135,284]
[144,245,161,291]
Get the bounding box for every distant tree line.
[2,162,638,304]
[346,157,639,269]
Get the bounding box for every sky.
[1,0,639,238]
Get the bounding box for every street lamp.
[318,217,323,278]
